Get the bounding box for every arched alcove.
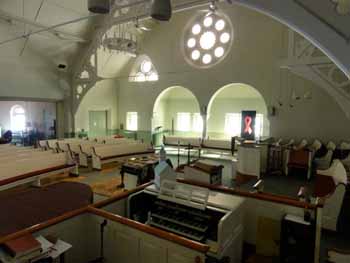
[152,86,202,137]
[207,83,270,139]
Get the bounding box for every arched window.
[130,55,159,82]
[10,105,26,132]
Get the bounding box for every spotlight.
[88,0,110,14]
[150,0,172,21]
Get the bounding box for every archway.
[207,83,270,139]
[152,86,201,143]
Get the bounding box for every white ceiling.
[0,0,102,67]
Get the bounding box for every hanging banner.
[241,111,256,140]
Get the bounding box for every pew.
[0,151,78,191]
[77,139,139,167]
[91,143,155,170]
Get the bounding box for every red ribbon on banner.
[244,116,253,134]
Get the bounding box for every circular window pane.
[77,85,83,94]
[187,38,196,48]
[191,50,201,60]
[183,11,233,68]
[135,73,146,82]
[141,61,152,73]
[214,47,224,58]
[199,31,216,50]
[202,54,212,64]
[147,72,159,81]
[203,16,213,27]
[215,19,225,31]
[220,32,230,44]
[192,24,201,35]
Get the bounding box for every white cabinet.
[237,145,261,178]
[139,238,167,263]
[168,249,203,263]
[115,230,140,263]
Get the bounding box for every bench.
[0,151,79,191]
[201,138,235,155]
[163,136,201,148]
[91,143,155,170]
[77,139,140,167]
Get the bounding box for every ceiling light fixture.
[150,0,172,21]
[88,0,110,14]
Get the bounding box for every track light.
[150,0,172,21]
[88,0,110,14]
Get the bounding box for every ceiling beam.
[0,9,88,43]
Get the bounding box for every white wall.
[75,79,118,133]
[113,3,350,143]
[208,98,268,139]
[0,39,65,100]
[0,100,56,135]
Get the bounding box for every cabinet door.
[139,239,167,263]
[168,249,202,263]
[115,231,139,263]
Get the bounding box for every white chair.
[314,141,336,170]
[317,160,347,232]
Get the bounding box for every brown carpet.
[41,173,87,186]
[0,182,93,237]
[90,177,124,197]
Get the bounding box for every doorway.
[89,110,107,137]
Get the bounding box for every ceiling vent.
[88,0,110,14]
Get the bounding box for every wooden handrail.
[177,179,323,209]
[0,163,76,187]
[88,207,210,254]
[93,182,153,208]
[0,207,88,244]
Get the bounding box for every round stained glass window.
[182,10,233,68]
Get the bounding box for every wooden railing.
[0,178,324,253]
[177,179,323,210]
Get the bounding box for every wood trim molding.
[88,207,210,254]
[0,207,88,244]
[0,164,76,187]
[177,179,322,209]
